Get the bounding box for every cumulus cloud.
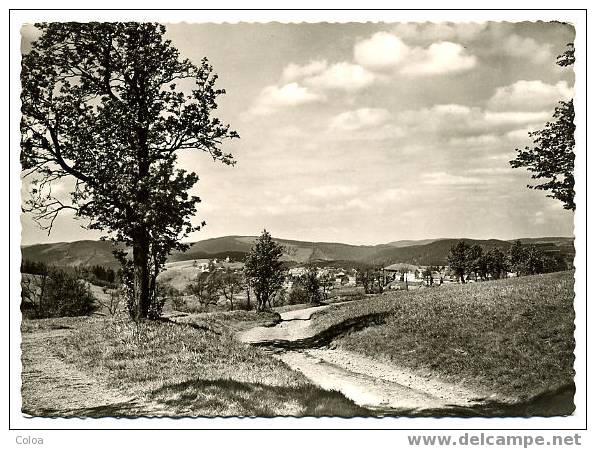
[329,108,391,131]
[353,32,410,70]
[254,29,480,113]
[392,23,552,65]
[282,60,328,82]
[354,32,477,75]
[488,80,573,112]
[403,41,477,75]
[303,62,377,91]
[249,82,324,116]
[397,103,551,137]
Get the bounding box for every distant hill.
[21,235,575,269]
[385,238,445,248]
[366,238,514,266]
[21,240,125,269]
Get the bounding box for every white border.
[5,6,589,434]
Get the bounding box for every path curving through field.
[238,303,486,415]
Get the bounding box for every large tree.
[244,230,285,311]
[510,43,575,211]
[21,23,238,320]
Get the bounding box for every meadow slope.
[312,271,575,402]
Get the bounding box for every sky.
[20,21,576,246]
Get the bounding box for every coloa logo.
[16,435,44,445]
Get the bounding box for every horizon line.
[20,233,576,248]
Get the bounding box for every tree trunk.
[133,231,150,320]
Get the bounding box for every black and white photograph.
[7,7,589,439]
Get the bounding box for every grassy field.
[312,271,575,402]
[25,314,367,416]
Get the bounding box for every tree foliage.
[510,43,575,210]
[21,264,97,318]
[21,23,239,320]
[447,240,566,282]
[220,267,243,311]
[244,230,285,311]
[356,267,376,293]
[300,265,322,304]
[186,262,221,311]
[484,248,508,280]
[447,240,470,283]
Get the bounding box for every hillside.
[21,235,574,269]
[21,240,126,269]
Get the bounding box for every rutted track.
[238,303,488,415]
[238,302,576,417]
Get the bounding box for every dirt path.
[21,327,170,417]
[278,349,484,413]
[238,304,328,344]
[238,303,486,414]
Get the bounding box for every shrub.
[288,286,308,305]
[21,268,97,318]
[171,294,187,312]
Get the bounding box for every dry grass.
[313,271,575,401]
[45,315,368,416]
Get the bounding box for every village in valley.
[145,236,573,315]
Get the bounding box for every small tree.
[21,266,97,318]
[243,276,253,310]
[220,267,242,311]
[447,241,470,283]
[288,286,308,305]
[187,267,220,311]
[523,245,546,276]
[244,230,284,311]
[373,267,385,293]
[466,244,484,281]
[422,267,434,286]
[98,286,123,316]
[356,267,375,293]
[510,43,575,210]
[319,272,334,301]
[300,265,322,304]
[485,248,507,280]
[508,240,526,277]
